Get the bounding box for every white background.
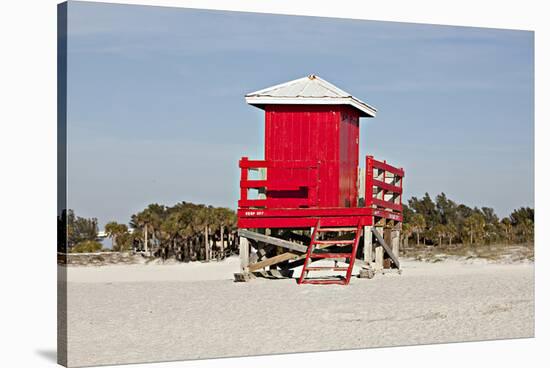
[0,0,547,367]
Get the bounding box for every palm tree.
[500,218,513,243]
[401,223,413,248]
[463,216,475,245]
[130,212,151,254]
[516,218,534,243]
[410,213,426,246]
[175,203,199,261]
[463,213,485,245]
[446,223,457,246]
[159,215,180,260]
[145,204,166,251]
[104,221,128,251]
[484,222,498,245]
[212,207,237,259]
[131,204,166,255]
[432,224,446,246]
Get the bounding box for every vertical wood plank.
[375,245,384,271]
[363,225,373,264]
[239,236,249,273]
[392,229,400,264]
[375,226,385,270]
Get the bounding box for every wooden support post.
[375,245,384,271]
[265,228,278,270]
[375,226,384,270]
[391,229,400,262]
[383,227,392,269]
[239,236,249,273]
[234,236,253,281]
[372,227,400,269]
[363,225,373,264]
[238,229,307,253]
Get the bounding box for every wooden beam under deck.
[237,229,307,253]
[248,252,301,272]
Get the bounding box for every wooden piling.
[239,236,249,273]
[375,226,384,270]
[375,245,384,271]
[391,228,400,261]
[363,225,373,264]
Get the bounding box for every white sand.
[62,257,534,367]
[64,257,243,283]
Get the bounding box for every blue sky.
[65,1,534,228]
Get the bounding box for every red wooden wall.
[264,105,359,208]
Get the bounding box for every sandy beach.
[62,257,534,367]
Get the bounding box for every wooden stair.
[298,221,362,285]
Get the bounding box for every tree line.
[59,194,534,257]
[402,192,534,247]
[59,202,238,261]
[58,209,100,253]
[127,202,237,261]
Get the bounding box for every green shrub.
[70,240,103,253]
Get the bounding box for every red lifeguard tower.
[236,75,404,285]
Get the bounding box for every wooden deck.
[237,206,402,229]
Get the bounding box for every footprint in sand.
[483,304,512,315]
[420,312,447,321]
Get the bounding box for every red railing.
[365,155,404,214]
[239,157,319,209]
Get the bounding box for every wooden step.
[298,220,361,286]
[310,253,352,259]
[300,279,347,285]
[305,266,349,271]
[313,240,355,245]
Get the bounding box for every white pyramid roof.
[245,75,377,117]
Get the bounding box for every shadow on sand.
[35,349,57,363]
